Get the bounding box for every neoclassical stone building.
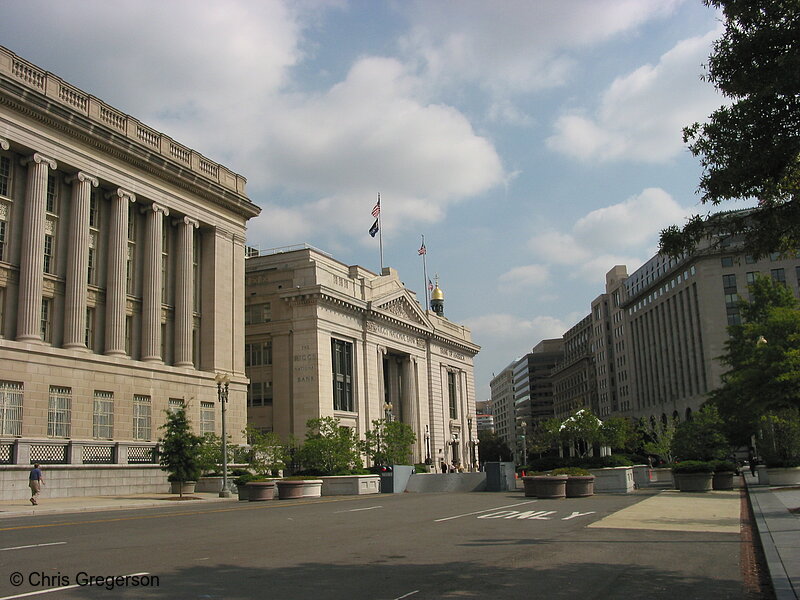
[244,245,480,469]
[0,45,259,477]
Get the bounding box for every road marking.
[336,506,382,513]
[478,510,557,520]
[0,542,66,552]
[434,501,537,522]
[0,496,375,532]
[0,573,148,599]
[393,591,419,600]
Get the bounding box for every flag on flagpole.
[369,219,379,237]
[371,196,381,218]
[428,279,434,291]
[418,241,427,255]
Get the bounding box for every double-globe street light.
[215,372,231,498]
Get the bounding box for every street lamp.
[424,425,431,465]
[215,372,231,498]
[520,420,527,468]
[384,401,393,422]
[467,417,474,471]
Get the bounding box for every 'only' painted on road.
[477,510,595,521]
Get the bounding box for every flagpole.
[421,234,429,311]
[378,193,384,272]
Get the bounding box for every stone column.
[105,189,135,356]
[16,153,57,342]
[401,356,417,429]
[141,202,169,362]
[63,172,99,349]
[174,216,198,367]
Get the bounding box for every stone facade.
[244,245,480,469]
[0,45,260,465]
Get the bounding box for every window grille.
[47,386,71,437]
[92,391,114,439]
[133,395,151,441]
[200,401,215,434]
[0,381,23,436]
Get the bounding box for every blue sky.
[1,1,740,400]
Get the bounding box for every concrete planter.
[523,475,567,499]
[712,471,735,490]
[565,475,595,498]
[276,479,322,499]
[765,466,800,486]
[632,465,650,489]
[246,481,277,501]
[587,467,634,493]
[648,467,674,488]
[319,475,380,496]
[169,481,197,495]
[756,464,769,485]
[196,476,236,494]
[674,472,713,492]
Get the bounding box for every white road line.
[0,542,66,552]
[0,573,149,600]
[434,501,537,522]
[393,591,419,600]
[339,506,383,513]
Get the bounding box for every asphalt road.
[0,490,747,599]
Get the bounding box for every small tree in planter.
[758,408,800,468]
[362,419,416,466]
[561,409,602,457]
[159,408,202,498]
[671,405,730,462]
[245,427,288,477]
[643,418,676,465]
[296,417,362,476]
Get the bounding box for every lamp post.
[424,424,431,465]
[215,372,231,498]
[467,417,474,471]
[384,401,393,422]
[520,420,527,469]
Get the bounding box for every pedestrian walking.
[440,461,448,473]
[29,463,43,505]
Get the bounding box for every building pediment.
[371,291,432,330]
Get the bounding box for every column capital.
[143,202,170,216]
[0,137,8,151]
[21,152,57,170]
[107,188,136,203]
[175,216,199,228]
[66,171,99,187]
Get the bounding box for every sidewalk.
[0,491,239,518]
[743,472,800,600]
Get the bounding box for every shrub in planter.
[672,460,714,492]
[159,408,202,498]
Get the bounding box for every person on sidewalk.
[29,463,44,505]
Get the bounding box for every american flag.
[418,242,426,256]
[371,196,381,218]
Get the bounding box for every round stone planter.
[528,475,568,499]
[246,481,276,501]
[565,475,595,498]
[712,471,735,490]
[674,472,713,492]
[765,466,800,486]
[169,481,197,495]
[276,479,323,499]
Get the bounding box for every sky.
[1,0,742,401]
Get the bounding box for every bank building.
[0,46,259,496]
[244,245,480,469]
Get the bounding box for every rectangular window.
[85,307,94,349]
[771,268,786,284]
[745,254,756,264]
[746,271,758,286]
[0,219,6,262]
[721,256,734,267]
[40,298,52,343]
[331,338,353,412]
[722,274,736,293]
[0,381,23,436]
[200,401,215,434]
[46,174,58,213]
[0,156,10,197]
[43,233,54,274]
[87,246,96,284]
[93,391,114,439]
[124,315,132,356]
[89,191,99,228]
[126,243,134,295]
[448,371,458,419]
[168,398,184,414]
[133,395,151,441]
[47,386,71,438]
[245,303,271,325]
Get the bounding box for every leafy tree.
[477,431,513,462]
[362,419,417,466]
[196,432,237,475]
[671,404,730,462]
[642,418,677,464]
[159,408,202,497]
[660,0,800,258]
[561,409,602,457]
[709,275,800,444]
[599,417,637,453]
[296,417,362,476]
[757,407,800,467]
[244,427,287,476]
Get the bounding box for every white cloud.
[464,313,568,346]
[547,27,725,163]
[528,188,693,284]
[498,264,550,289]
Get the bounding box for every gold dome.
[431,286,444,301]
